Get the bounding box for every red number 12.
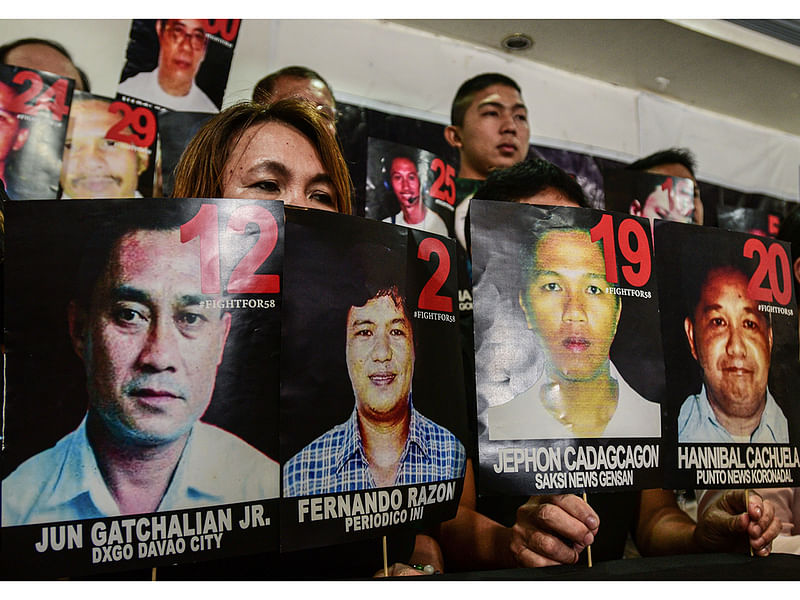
[180,203,280,294]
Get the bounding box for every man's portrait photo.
[654,222,796,447]
[366,139,452,237]
[604,169,695,225]
[118,19,234,113]
[59,92,151,199]
[1,64,72,200]
[2,201,280,526]
[474,203,661,440]
[280,210,467,498]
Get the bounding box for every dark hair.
[450,73,521,127]
[72,204,192,309]
[172,99,352,215]
[474,159,589,208]
[626,148,697,178]
[777,204,800,268]
[0,37,90,91]
[252,66,334,105]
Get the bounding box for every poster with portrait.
[1,198,282,577]
[365,138,455,238]
[603,169,696,225]
[472,200,664,496]
[57,91,158,200]
[654,222,800,490]
[117,19,240,113]
[0,63,73,200]
[278,209,468,552]
[158,111,214,197]
[717,205,782,238]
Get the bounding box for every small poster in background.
[118,19,240,113]
[0,63,73,200]
[472,200,664,496]
[365,137,455,237]
[58,91,158,199]
[603,169,696,224]
[654,221,800,490]
[279,210,467,552]
[717,205,782,238]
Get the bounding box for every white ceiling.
[390,19,800,137]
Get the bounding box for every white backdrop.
[1,18,797,201]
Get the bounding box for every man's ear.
[793,257,800,289]
[216,311,232,367]
[684,316,698,361]
[444,125,462,150]
[67,300,88,361]
[12,128,29,152]
[519,290,534,330]
[155,20,163,38]
[136,149,149,176]
[629,199,642,217]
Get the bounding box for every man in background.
[627,148,703,225]
[253,65,336,123]
[1,37,90,91]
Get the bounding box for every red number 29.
[106,101,156,148]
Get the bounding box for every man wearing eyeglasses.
[118,19,217,113]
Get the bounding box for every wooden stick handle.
[383,535,389,576]
[582,492,593,568]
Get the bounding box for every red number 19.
[590,214,651,287]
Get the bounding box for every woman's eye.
[254,180,280,193]
[311,191,335,207]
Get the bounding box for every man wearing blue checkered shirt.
[283,287,466,496]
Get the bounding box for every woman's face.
[221,121,337,212]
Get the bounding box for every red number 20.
[417,237,452,312]
[744,238,792,305]
[180,204,280,294]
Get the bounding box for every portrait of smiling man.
[488,215,660,440]
[2,210,279,526]
[678,263,788,443]
[382,156,448,236]
[283,285,465,496]
[59,95,149,199]
[118,19,218,113]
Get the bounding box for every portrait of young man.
[59,93,151,199]
[486,209,661,440]
[2,202,280,527]
[118,19,225,113]
[381,155,448,236]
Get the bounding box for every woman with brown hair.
[172,98,352,215]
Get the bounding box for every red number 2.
[429,158,456,206]
[417,237,452,312]
[180,204,280,294]
[743,238,792,305]
[106,101,156,148]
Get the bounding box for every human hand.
[374,562,435,577]
[695,489,782,556]
[509,494,599,567]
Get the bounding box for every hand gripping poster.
[278,209,468,552]
[365,138,456,238]
[117,19,241,114]
[2,198,282,577]
[0,63,74,200]
[58,91,158,200]
[654,221,800,490]
[471,200,664,496]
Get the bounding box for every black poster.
[279,210,467,551]
[654,222,800,489]
[2,198,281,577]
[0,63,73,200]
[365,137,455,237]
[118,19,240,113]
[472,200,664,495]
